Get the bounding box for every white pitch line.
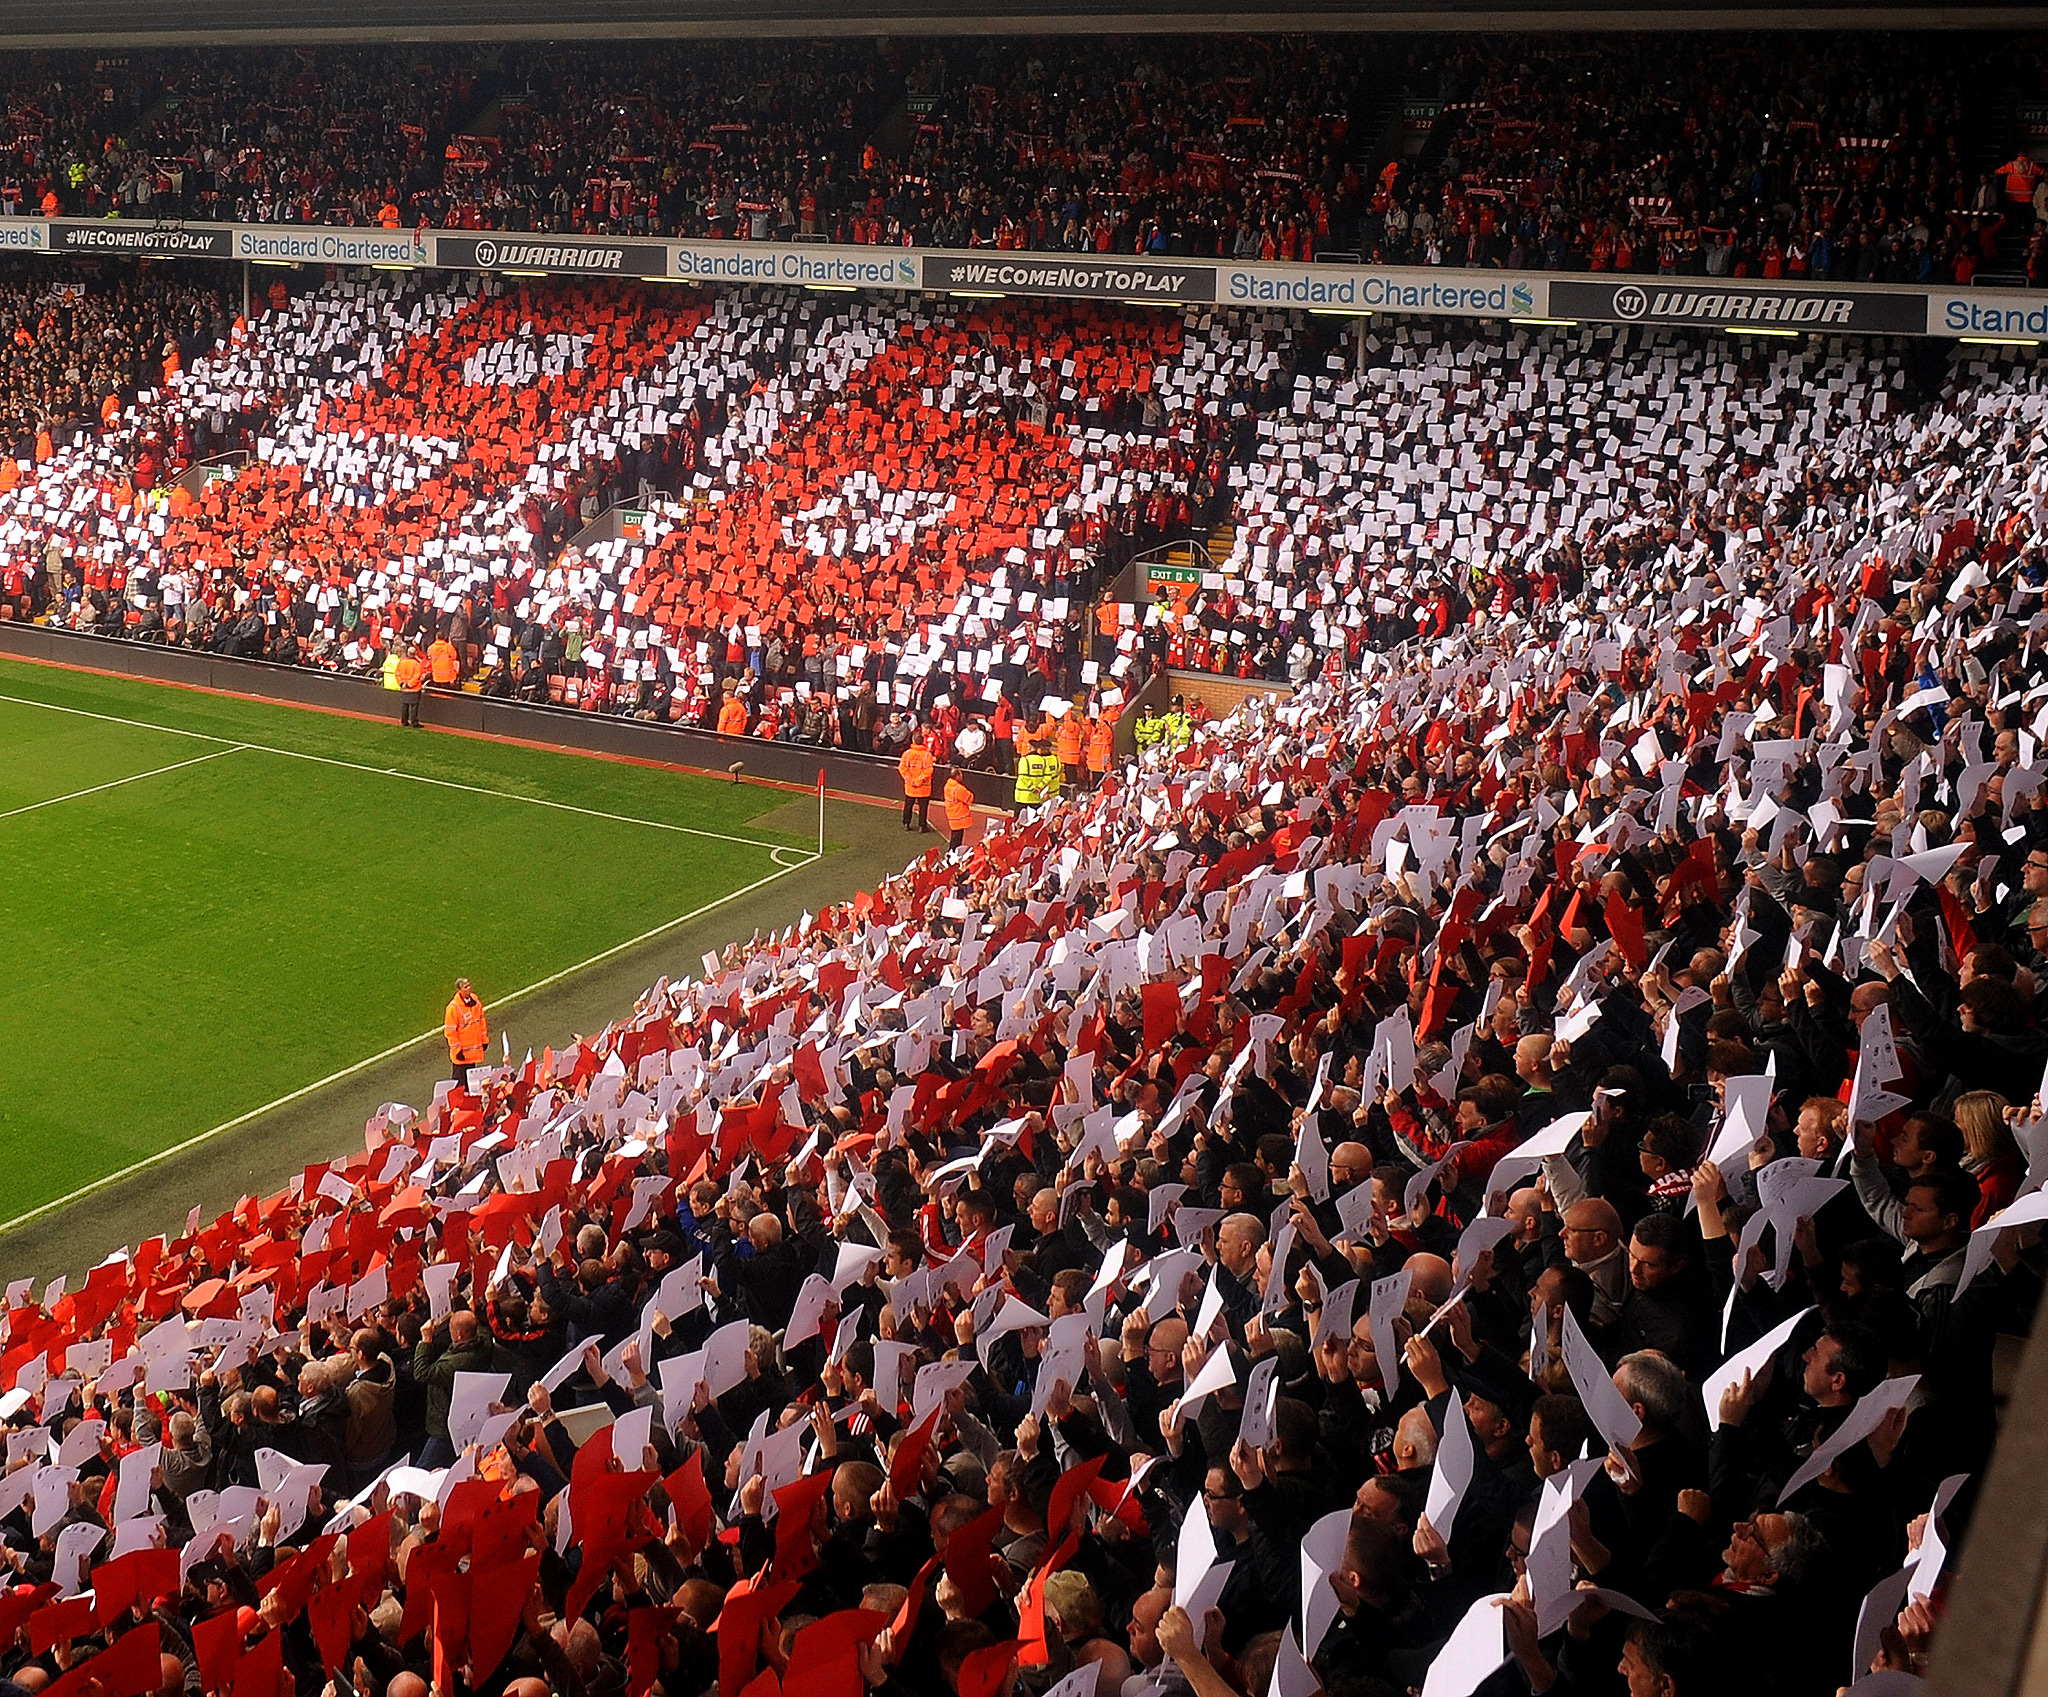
[0,745,244,821]
[0,690,794,853]
[0,848,823,1240]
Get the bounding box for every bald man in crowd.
[1553,1196,1627,1326]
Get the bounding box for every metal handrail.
[1129,533,1220,575]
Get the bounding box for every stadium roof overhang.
[6,0,2048,43]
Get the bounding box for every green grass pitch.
[0,656,815,1225]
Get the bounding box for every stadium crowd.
[0,264,2000,740]
[0,265,232,463]
[0,34,2040,271]
[0,276,2038,1697]
[1371,35,2007,281]
[862,37,1367,262]
[1157,318,1931,679]
[5,262,2046,796]
[450,43,895,242]
[0,27,2043,1697]
[0,273,1301,761]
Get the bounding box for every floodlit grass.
[0,657,811,1222]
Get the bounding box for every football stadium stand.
[1376,34,2000,280]
[0,26,2045,1697]
[0,33,2037,273]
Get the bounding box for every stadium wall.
[6,220,2046,339]
[0,622,1022,807]
[1167,671,1295,720]
[1929,1316,2048,1693]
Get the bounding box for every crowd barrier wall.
[1166,669,1295,720]
[1,217,2042,339]
[0,621,1021,808]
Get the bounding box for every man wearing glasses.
[2018,886,2048,981]
[1987,844,2048,947]
[1979,839,2048,936]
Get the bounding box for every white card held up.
[1376,1009,1417,1096]
[1300,1506,1352,1659]
[701,1320,754,1402]
[114,1443,161,1523]
[1562,1305,1642,1452]
[1703,1072,1774,1177]
[1295,1118,1330,1204]
[1483,1112,1590,1201]
[54,1418,104,1469]
[1316,1278,1361,1352]
[1455,1215,1517,1280]
[1087,1238,1132,1304]
[447,1371,511,1451]
[1424,1396,1476,1539]
[1858,1002,1903,1085]
[1704,1308,1814,1430]
[1332,1183,1377,1246]
[744,1420,809,1519]
[1366,1270,1410,1389]
[611,1405,655,1468]
[1238,1356,1281,1452]
[832,1242,885,1291]
[347,1265,388,1321]
[1778,1374,1921,1504]
[1418,1592,1509,1697]
[1851,1566,1914,1689]
[1174,1485,1221,1613]
[654,1258,705,1320]
[1898,843,1968,887]
[910,1358,976,1427]
[1267,1624,1319,1697]
[1140,1249,1205,1321]
[977,1295,1052,1365]
[27,1466,71,1538]
[1956,1187,2048,1297]
[539,1342,589,1395]
[1030,1334,1088,1420]
[422,1263,460,1323]
[870,1340,916,1412]
[657,1352,705,1431]
[1907,1471,1971,1601]
[1041,1665,1103,1697]
[1174,1342,1240,1421]
[1184,1559,1234,1653]
[1147,1183,1189,1236]
[828,1311,861,1367]
[110,1515,165,1559]
[784,1274,835,1348]
[1529,1459,1603,1635]
[1262,1222,1298,1317]
[51,1522,104,1599]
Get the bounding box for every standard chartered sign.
[1934,292,2048,337]
[670,243,917,286]
[235,228,429,265]
[1224,265,1544,317]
